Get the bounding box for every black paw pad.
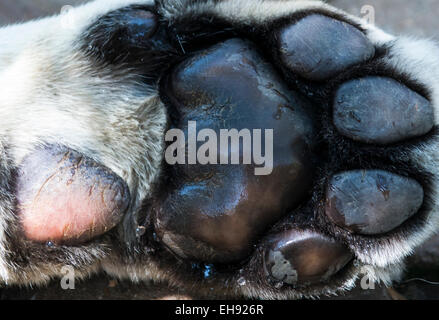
[325,170,424,235]
[278,14,375,81]
[334,77,434,145]
[264,230,352,286]
[118,10,157,45]
[156,39,317,263]
[82,8,176,78]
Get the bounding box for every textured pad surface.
[17,145,130,245]
[279,14,375,81]
[325,170,424,235]
[334,77,434,145]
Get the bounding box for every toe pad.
[325,170,424,235]
[264,230,352,286]
[334,77,434,145]
[279,14,375,81]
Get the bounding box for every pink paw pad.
[16,145,130,245]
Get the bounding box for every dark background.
[1,0,439,300]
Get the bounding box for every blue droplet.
[203,264,215,279]
[46,241,55,248]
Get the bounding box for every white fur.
[0,0,166,285]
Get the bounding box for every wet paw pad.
[264,230,352,286]
[156,38,317,263]
[17,145,130,245]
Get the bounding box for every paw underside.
[5,1,438,299]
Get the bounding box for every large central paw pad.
[156,39,317,263]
